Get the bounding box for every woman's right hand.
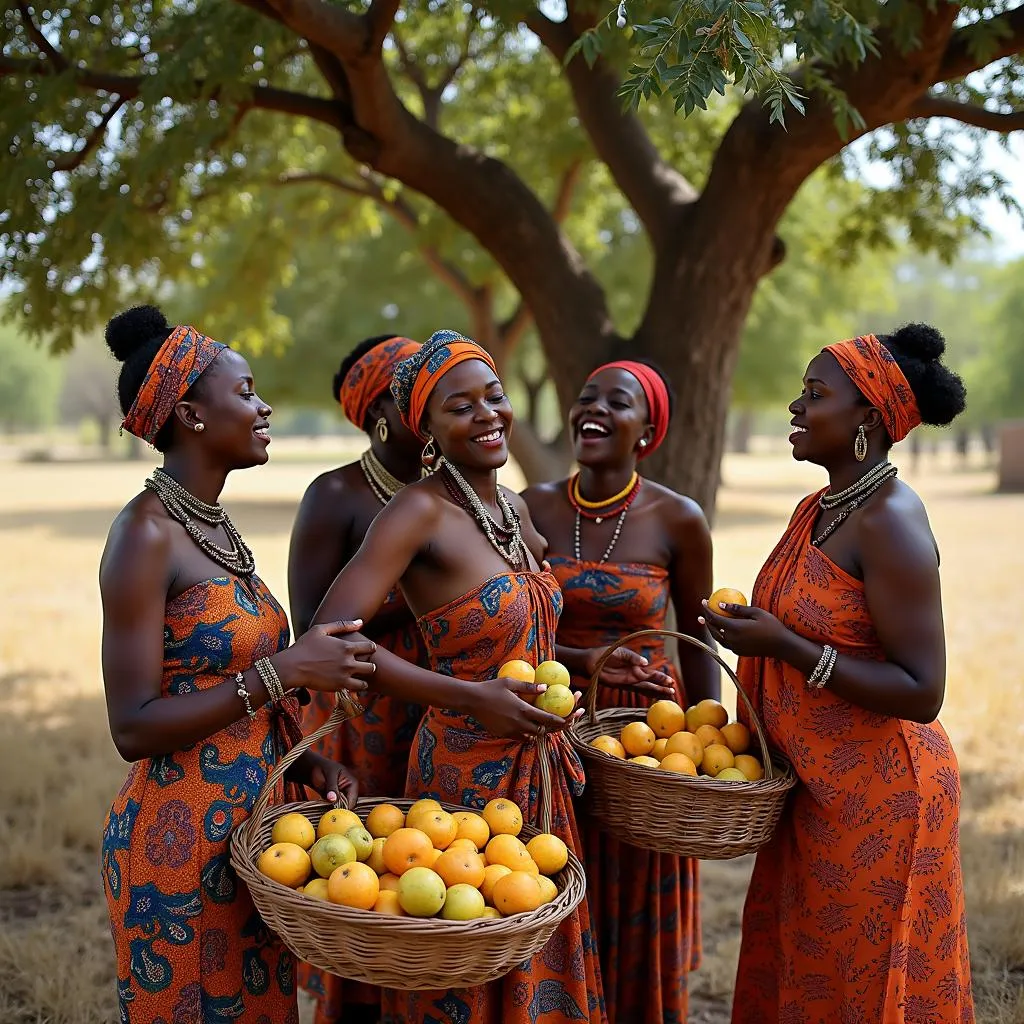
[272,619,379,693]
[470,677,582,740]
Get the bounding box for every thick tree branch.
[261,0,395,58]
[366,0,401,51]
[16,3,68,70]
[52,97,126,172]
[909,94,1024,131]
[936,5,1024,84]
[552,158,583,224]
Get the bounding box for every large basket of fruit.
[230,699,587,989]
[569,626,797,859]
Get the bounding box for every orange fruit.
[734,754,765,781]
[630,755,661,767]
[481,863,512,904]
[703,743,736,776]
[537,875,558,903]
[434,848,486,889]
[405,799,442,825]
[415,809,458,850]
[485,834,534,873]
[378,872,402,892]
[590,735,626,759]
[327,861,379,910]
[316,808,362,839]
[526,834,569,875]
[302,877,330,901]
[665,731,704,767]
[482,799,524,837]
[694,724,727,749]
[721,722,751,754]
[365,803,405,839]
[620,721,656,757]
[686,699,729,732]
[271,812,316,851]
[659,752,698,776]
[646,699,686,738]
[382,828,435,875]
[451,810,490,850]
[257,843,311,888]
[492,870,544,916]
[498,660,535,682]
[448,837,480,855]
[366,837,388,875]
[372,889,405,915]
[651,738,668,760]
[708,588,748,615]
[429,848,444,867]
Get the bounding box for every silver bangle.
[255,657,285,704]
[807,645,832,684]
[235,671,257,719]
[809,645,838,690]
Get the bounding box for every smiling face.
[423,358,513,471]
[176,348,273,469]
[569,367,653,468]
[788,351,872,466]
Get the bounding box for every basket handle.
[586,629,775,780]
[246,691,362,835]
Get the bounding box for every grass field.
[0,444,1021,1023]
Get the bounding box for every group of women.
[99,304,975,1024]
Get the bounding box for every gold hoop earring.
[420,435,437,469]
[854,425,868,462]
[376,416,388,444]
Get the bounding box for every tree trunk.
[730,409,756,454]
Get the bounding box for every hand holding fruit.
[584,645,677,698]
[700,594,790,659]
[472,661,580,740]
[272,619,379,693]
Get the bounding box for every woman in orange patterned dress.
[99,306,376,1023]
[524,359,718,1024]
[309,330,674,1024]
[289,335,430,1024]
[703,324,974,1023]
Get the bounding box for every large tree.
[3,1,1023,512]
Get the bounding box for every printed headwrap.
[121,325,226,445]
[825,334,922,443]
[390,329,498,440]
[338,336,421,430]
[588,360,671,458]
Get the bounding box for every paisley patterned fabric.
[102,576,300,1024]
[338,336,420,430]
[380,570,607,1024]
[732,494,974,1023]
[549,556,700,1024]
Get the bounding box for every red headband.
[338,336,420,430]
[825,335,922,443]
[121,325,226,446]
[588,360,670,457]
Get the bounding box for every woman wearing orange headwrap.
[703,325,974,1022]
[289,335,429,1024]
[523,358,718,1024]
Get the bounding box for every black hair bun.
[105,305,170,362]
[881,322,966,428]
[886,322,945,363]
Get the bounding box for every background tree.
[3,0,1023,513]
[0,322,61,433]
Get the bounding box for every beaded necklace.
[818,461,894,511]
[568,472,643,564]
[812,463,898,547]
[360,449,405,506]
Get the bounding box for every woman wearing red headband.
[702,324,974,1022]
[98,306,376,1023]
[523,358,719,1024]
[288,335,430,1024]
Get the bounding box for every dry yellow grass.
[0,444,1021,1023]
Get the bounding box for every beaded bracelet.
[235,671,257,719]
[255,657,286,704]
[807,644,837,690]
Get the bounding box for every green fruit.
[535,683,575,718]
[344,825,374,861]
[310,834,357,878]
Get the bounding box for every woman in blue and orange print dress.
[99,305,377,1023]
[525,359,720,1024]
[308,331,675,1024]
[289,336,430,1024]
[704,324,974,1023]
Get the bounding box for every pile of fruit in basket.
[589,697,765,782]
[256,798,569,920]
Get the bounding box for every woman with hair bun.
[98,305,377,1022]
[702,324,975,1022]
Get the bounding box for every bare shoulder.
[101,491,172,585]
[857,478,936,562]
[385,474,447,522]
[299,462,364,507]
[520,479,567,508]
[644,479,709,532]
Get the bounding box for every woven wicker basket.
[230,698,587,989]
[569,629,797,859]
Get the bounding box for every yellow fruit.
[397,866,447,917]
[535,683,576,718]
[367,837,388,875]
[686,699,729,733]
[481,863,512,904]
[734,754,765,781]
[716,767,748,781]
[620,721,656,757]
[492,870,544,916]
[258,843,311,889]
[451,811,490,850]
[694,724,727,749]
[302,877,330,901]
[590,735,626,759]
[378,872,402,892]
[271,812,316,851]
[365,803,405,839]
[534,660,571,688]
[630,755,661,767]
[721,722,752,754]
[708,587,748,615]
[344,825,374,862]
[482,799,524,837]
[498,660,536,682]
[310,834,357,878]
[317,808,362,839]
[526,834,569,875]
[429,848,444,867]
[537,875,558,903]
[485,834,534,873]
[382,828,436,875]
[660,752,698,775]
[651,738,669,760]
[703,743,736,776]
[481,905,502,919]
[327,861,379,910]
[372,890,405,915]
[665,731,704,767]
[647,699,686,738]
[435,848,486,889]
[441,883,487,921]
